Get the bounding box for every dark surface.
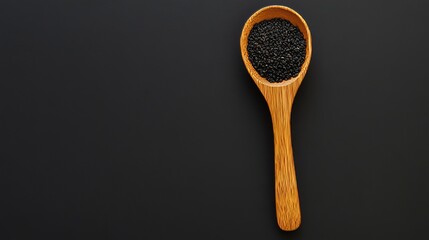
[1,0,428,239]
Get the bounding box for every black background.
[1,0,428,239]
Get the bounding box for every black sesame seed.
[247,18,306,83]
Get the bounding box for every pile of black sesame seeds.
[247,18,306,83]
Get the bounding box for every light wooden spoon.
[240,5,312,231]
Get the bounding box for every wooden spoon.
[240,5,312,231]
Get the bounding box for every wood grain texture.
[240,5,312,231]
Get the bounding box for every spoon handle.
[268,92,301,231]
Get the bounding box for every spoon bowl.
[240,5,312,231]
